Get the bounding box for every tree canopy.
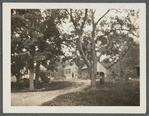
[11,8,140,89]
[11,9,68,89]
[62,9,139,89]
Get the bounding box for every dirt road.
[11,79,90,106]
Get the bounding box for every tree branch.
[80,9,88,32]
[78,37,91,68]
[113,28,139,37]
[78,9,91,67]
[69,9,77,31]
[18,20,29,29]
[110,8,128,13]
[97,53,102,62]
[18,19,40,33]
[95,9,111,25]
[95,30,113,43]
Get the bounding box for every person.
[121,70,124,78]
[100,72,104,84]
[111,71,116,83]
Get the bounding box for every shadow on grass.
[42,80,140,106]
[11,81,74,93]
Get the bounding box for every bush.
[11,82,17,88]
[19,81,29,89]
[53,76,65,81]
[11,79,29,90]
[20,78,29,83]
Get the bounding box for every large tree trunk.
[29,63,34,90]
[91,45,97,90]
[35,62,40,89]
[15,74,20,89]
[90,23,97,90]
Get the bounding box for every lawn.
[42,80,140,106]
[11,81,75,93]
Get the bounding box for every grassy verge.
[11,81,74,93]
[42,80,140,106]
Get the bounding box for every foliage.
[65,8,139,65]
[62,9,139,88]
[11,9,67,87]
[11,8,139,89]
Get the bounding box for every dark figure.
[111,71,116,83]
[121,70,124,78]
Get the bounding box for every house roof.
[39,64,47,71]
[41,63,48,69]
[81,62,108,70]
[100,60,113,69]
[57,62,76,69]
[81,65,88,70]
[81,43,139,71]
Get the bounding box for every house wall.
[63,64,79,78]
[97,62,107,77]
[81,62,107,79]
[106,60,138,80]
[40,65,47,71]
[108,43,139,79]
[81,69,89,79]
[106,62,121,78]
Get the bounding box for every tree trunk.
[29,63,34,90]
[16,75,20,89]
[90,23,97,90]
[35,62,40,89]
[91,49,97,90]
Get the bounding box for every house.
[80,42,139,80]
[39,64,47,71]
[81,62,107,79]
[63,63,79,78]
[101,42,140,79]
[133,65,140,77]
[57,62,79,79]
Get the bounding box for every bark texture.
[29,63,34,90]
[35,62,40,88]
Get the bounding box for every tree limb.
[95,9,111,26]
[110,8,128,13]
[97,53,102,62]
[69,9,77,31]
[18,20,29,30]
[18,19,40,33]
[78,9,91,67]
[78,37,91,68]
[80,9,88,32]
[113,28,139,37]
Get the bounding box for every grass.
[42,80,140,106]
[11,81,74,93]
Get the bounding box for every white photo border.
[3,3,146,113]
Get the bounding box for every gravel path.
[11,79,90,106]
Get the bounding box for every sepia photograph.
[3,3,146,113]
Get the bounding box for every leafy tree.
[65,9,139,89]
[11,9,67,89]
[11,9,43,89]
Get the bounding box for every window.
[97,72,99,75]
[100,72,104,77]
[66,68,71,74]
[97,72,104,76]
